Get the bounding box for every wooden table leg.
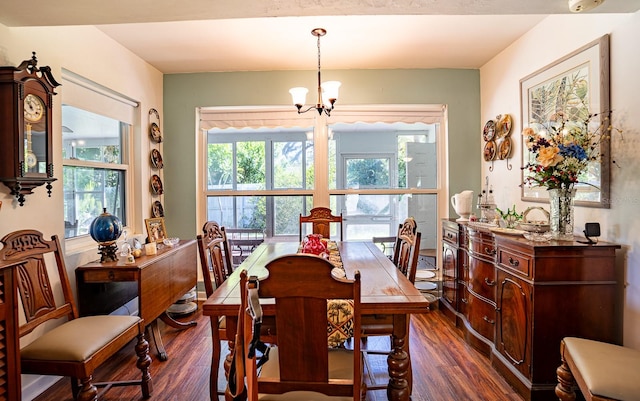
[387,314,411,401]
[147,320,168,361]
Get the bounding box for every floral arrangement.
[522,110,618,190]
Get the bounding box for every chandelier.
[289,28,341,117]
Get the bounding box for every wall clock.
[0,52,60,206]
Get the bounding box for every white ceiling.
[2,0,640,74]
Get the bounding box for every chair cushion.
[258,347,355,401]
[564,337,640,401]
[327,299,354,348]
[21,315,141,362]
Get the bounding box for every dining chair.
[0,229,152,401]
[362,217,421,391]
[197,221,234,298]
[238,254,364,400]
[299,206,344,241]
[197,221,277,399]
[197,221,234,398]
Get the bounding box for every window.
[199,105,446,249]
[61,71,137,239]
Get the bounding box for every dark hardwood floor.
[33,302,523,401]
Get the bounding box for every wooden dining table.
[202,241,431,401]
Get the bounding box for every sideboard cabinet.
[439,219,621,401]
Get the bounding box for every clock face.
[24,93,45,122]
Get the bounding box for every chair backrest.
[393,217,422,284]
[197,221,233,297]
[0,230,77,337]
[299,207,343,241]
[241,254,361,399]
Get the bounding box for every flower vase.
[302,234,326,255]
[548,188,576,241]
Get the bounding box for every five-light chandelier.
[289,28,341,116]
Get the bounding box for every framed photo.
[520,35,610,208]
[145,217,167,243]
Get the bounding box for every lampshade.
[289,87,309,107]
[321,81,341,105]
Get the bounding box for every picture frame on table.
[145,217,167,243]
[520,34,610,208]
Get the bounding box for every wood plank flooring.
[33,303,523,401]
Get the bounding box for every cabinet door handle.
[461,297,468,304]
[484,277,496,286]
[508,257,519,267]
[447,233,453,239]
[483,315,495,324]
[484,247,496,256]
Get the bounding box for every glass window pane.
[207,143,233,190]
[329,122,438,189]
[62,106,122,164]
[346,158,390,189]
[237,142,265,190]
[333,193,438,249]
[63,166,125,238]
[274,196,304,236]
[273,141,303,188]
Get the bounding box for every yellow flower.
[537,146,563,167]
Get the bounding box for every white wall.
[0,24,163,398]
[480,12,640,349]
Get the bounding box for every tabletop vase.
[548,187,576,241]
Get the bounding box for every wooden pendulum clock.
[0,52,60,206]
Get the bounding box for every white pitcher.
[451,190,474,221]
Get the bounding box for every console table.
[76,239,197,361]
[440,219,621,401]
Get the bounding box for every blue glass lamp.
[89,207,123,262]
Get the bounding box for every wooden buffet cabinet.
[439,219,621,401]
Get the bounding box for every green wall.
[163,69,481,238]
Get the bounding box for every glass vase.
[548,188,576,241]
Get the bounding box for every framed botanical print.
[520,35,611,208]
[145,217,167,243]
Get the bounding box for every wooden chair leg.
[77,376,98,401]
[135,332,153,397]
[555,359,577,401]
[70,377,80,399]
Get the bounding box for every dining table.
[202,240,431,401]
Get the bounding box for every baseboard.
[21,374,63,401]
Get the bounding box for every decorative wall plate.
[150,148,163,169]
[152,200,165,217]
[151,174,164,194]
[150,122,162,143]
[483,140,497,161]
[482,120,496,141]
[499,137,512,159]
[497,114,512,138]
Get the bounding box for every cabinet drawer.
[442,220,459,245]
[81,269,137,283]
[467,292,495,342]
[467,231,496,262]
[467,257,496,302]
[497,248,532,277]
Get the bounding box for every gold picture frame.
[520,35,610,208]
[145,217,167,243]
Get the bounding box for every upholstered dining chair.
[362,217,421,391]
[299,206,344,241]
[238,254,364,400]
[0,229,152,401]
[197,221,276,399]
